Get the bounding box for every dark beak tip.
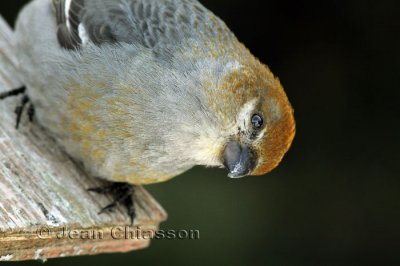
[225,162,251,179]
[227,172,248,179]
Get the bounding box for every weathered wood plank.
[0,15,167,262]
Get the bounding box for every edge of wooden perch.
[0,15,167,262]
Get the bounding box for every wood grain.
[0,15,167,262]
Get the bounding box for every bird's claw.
[0,86,35,129]
[88,182,136,225]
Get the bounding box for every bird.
[2,0,296,222]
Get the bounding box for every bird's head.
[201,58,296,178]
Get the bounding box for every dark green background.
[2,0,400,265]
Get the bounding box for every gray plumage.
[13,0,296,184]
[54,0,235,54]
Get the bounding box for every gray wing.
[53,0,232,51]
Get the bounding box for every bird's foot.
[88,182,136,225]
[0,86,35,129]
[0,86,26,99]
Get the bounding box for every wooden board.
[0,15,167,262]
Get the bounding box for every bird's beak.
[223,141,257,178]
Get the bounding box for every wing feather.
[53,0,234,53]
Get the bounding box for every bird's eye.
[251,114,264,129]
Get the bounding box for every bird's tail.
[0,15,22,91]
